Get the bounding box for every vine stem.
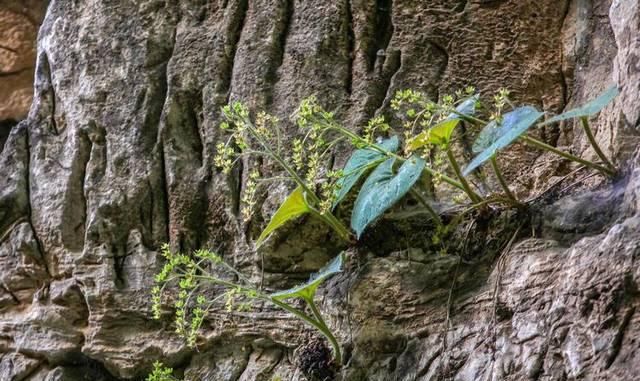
[489,156,519,204]
[446,148,483,204]
[307,299,343,365]
[580,117,616,174]
[309,208,354,244]
[247,120,354,243]
[520,135,616,178]
[409,188,443,227]
[270,298,342,365]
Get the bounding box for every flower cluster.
[490,88,510,122]
[363,115,390,144]
[152,245,266,349]
[318,169,344,214]
[241,169,261,221]
[214,97,347,225]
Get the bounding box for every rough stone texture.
[1,0,640,380]
[0,1,47,152]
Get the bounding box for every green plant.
[220,85,620,242]
[405,93,484,204]
[464,86,619,179]
[152,245,345,364]
[215,101,353,245]
[146,361,180,381]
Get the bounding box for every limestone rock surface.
[1,0,640,380]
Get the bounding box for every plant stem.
[409,188,443,227]
[270,298,342,365]
[309,208,354,243]
[446,148,483,204]
[421,165,467,193]
[490,155,519,204]
[326,122,469,192]
[307,300,342,365]
[252,125,353,243]
[580,117,616,174]
[520,135,616,178]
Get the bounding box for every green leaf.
[270,253,344,301]
[454,95,480,118]
[464,106,544,176]
[256,187,310,246]
[333,136,399,208]
[408,119,460,150]
[472,119,502,154]
[351,156,426,238]
[540,86,619,126]
[408,95,479,150]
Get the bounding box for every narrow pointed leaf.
[333,136,399,208]
[408,95,479,150]
[271,253,344,301]
[540,86,619,126]
[256,187,310,246]
[464,106,544,176]
[351,156,426,238]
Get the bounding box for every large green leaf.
[333,136,399,208]
[471,106,543,154]
[351,156,426,238]
[256,187,310,246]
[464,106,544,176]
[270,253,344,302]
[540,86,619,126]
[408,95,479,150]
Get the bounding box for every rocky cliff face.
[1,0,640,380]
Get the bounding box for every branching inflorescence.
[150,85,620,377]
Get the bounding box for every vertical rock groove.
[345,0,355,96]
[24,125,50,278]
[368,0,394,72]
[222,0,249,102]
[3,1,638,380]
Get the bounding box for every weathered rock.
[0,1,47,152]
[1,0,640,380]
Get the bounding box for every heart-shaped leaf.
[540,86,619,126]
[257,187,310,246]
[472,106,546,154]
[333,136,399,208]
[351,156,426,238]
[464,106,544,176]
[270,252,344,302]
[408,95,479,150]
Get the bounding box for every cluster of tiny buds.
[241,169,260,222]
[318,169,344,214]
[363,115,390,144]
[490,88,510,122]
